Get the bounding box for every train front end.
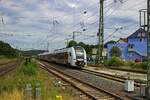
[74,46,87,68]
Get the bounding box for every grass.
[0,89,23,100]
[0,60,79,100]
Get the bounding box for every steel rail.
[89,64,146,74]
[0,60,17,66]
[0,61,20,76]
[38,61,126,100]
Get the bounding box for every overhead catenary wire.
[2,1,120,35]
[1,0,132,39]
[11,2,113,29]
[73,0,130,31]
[62,0,132,43]
[81,0,141,36]
[64,2,116,33]
[76,22,138,43]
[0,0,146,50]
[0,0,119,37]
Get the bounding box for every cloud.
[62,0,80,8]
[0,0,146,50]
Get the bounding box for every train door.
[68,51,72,66]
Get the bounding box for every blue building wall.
[107,28,147,61]
[128,38,147,55]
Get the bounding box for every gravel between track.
[45,63,140,99]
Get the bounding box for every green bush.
[141,62,148,70]
[18,61,38,76]
[128,61,135,67]
[108,56,124,67]
[133,62,148,70]
[103,60,109,66]
[0,60,40,94]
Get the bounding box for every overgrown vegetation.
[104,56,125,67]
[18,60,38,76]
[103,56,148,70]
[0,60,39,94]
[0,59,79,100]
[129,62,147,70]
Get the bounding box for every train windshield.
[74,47,84,59]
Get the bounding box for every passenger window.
[69,53,71,56]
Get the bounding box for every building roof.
[127,28,146,39]
[117,38,128,43]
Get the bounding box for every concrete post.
[35,83,41,100]
[25,84,32,100]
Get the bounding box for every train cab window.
[74,46,84,59]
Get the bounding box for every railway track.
[82,69,144,87]
[38,61,127,100]
[0,60,20,76]
[89,64,146,74]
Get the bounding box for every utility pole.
[1,16,4,25]
[65,38,70,47]
[147,0,150,98]
[66,38,69,46]
[46,42,49,52]
[72,31,82,41]
[97,0,104,63]
[53,18,59,34]
[73,32,75,41]
[96,0,123,64]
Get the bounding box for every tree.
[84,44,92,54]
[78,42,92,54]
[110,46,122,57]
[78,42,86,48]
[0,41,19,57]
[67,40,77,47]
[67,41,94,55]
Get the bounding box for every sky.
[0,0,147,51]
